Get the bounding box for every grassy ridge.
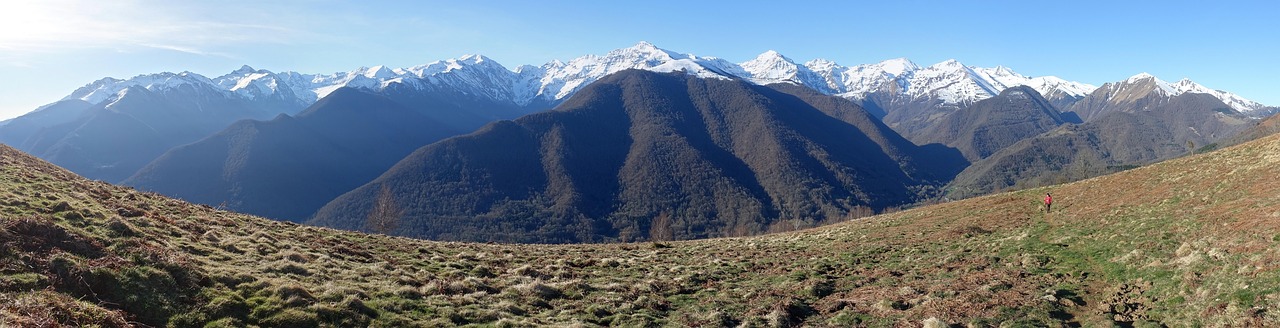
[2,133,1280,326]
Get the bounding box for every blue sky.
[2,0,1276,120]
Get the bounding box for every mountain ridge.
[950,86,1253,198]
[308,70,966,242]
[32,41,1271,124]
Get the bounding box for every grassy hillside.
[3,131,1280,326]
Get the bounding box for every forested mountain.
[123,88,489,221]
[948,89,1252,198]
[912,86,1076,161]
[309,70,966,243]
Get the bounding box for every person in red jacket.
[1044,193,1053,213]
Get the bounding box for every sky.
[1,0,1277,120]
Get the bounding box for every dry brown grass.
[2,134,1280,326]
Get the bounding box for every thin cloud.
[0,0,304,57]
[137,43,239,59]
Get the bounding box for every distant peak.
[626,41,664,53]
[749,50,795,64]
[935,59,965,67]
[807,58,836,65]
[613,41,678,59]
[881,57,915,65]
[806,58,838,69]
[876,58,919,76]
[363,65,396,79]
[1126,72,1158,82]
[233,65,256,74]
[457,54,489,63]
[1173,78,1199,87]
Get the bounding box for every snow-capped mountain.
[47,41,1272,122]
[1170,77,1270,114]
[1063,72,1269,123]
[740,50,832,94]
[531,41,741,103]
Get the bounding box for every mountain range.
[948,75,1254,198]
[0,41,1274,239]
[4,43,1271,165]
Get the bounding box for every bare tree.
[365,185,402,235]
[650,212,675,242]
[844,205,875,221]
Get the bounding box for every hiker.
[1044,193,1052,212]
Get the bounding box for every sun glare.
[0,0,144,52]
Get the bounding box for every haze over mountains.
[0,41,1274,241]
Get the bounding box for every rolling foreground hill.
[310,70,966,243]
[4,118,1280,326]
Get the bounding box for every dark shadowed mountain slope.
[123,88,469,222]
[948,92,1253,198]
[10,83,300,183]
[913,86,1074,161]
[0,99,93,148]
[1219,112,1280,148]
[309,70,966,243]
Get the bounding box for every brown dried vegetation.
[2,132,1280,326]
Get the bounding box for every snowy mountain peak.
[990,65,1017,76]
[63,72,218,105]
[455,54,498,66]
[1097,72,1267,114]
[612,41,680,60]
[1168,77,1268,114]
[1125,72,1165,84]
[631,40,659,50]
[739,50,827,89]
[876,58,919,77]
[742,50,799,69]
[363,66,396,79]
[931,59,966,69]
[1171,78,1200,90]
[806,58,838,70]
[232,65,257,74]
[1114,72,1176,96]
[754,50,790,61]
